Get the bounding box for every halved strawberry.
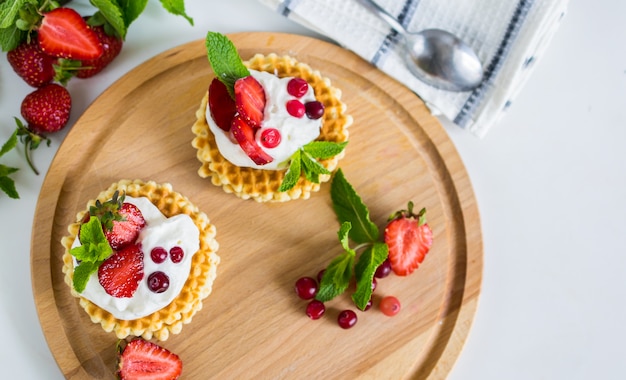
[234,75,266,128]
[231,115,273,165]
[38,8,103,60]
[384,202,433,276]
[208,78,237,131]
[118,339,182,380]
[98,244,144,298]
[104,203,146,250]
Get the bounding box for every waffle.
[61,179,220,341]
[191,53,352,202]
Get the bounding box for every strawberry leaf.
[0,128,18,157]
[0,129,20,199]
[116,0,149,28]
[90,0,127,39]
[352,242,388,310]
[316,222,355,303]
[0,175,19,199]
[205,31,250,98]
[330,168,379,244]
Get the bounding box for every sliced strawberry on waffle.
[208,78,237,131]
[98,244,144,298]
[234,75,266,128]
[87,190,146,250]
[231,115,273,165]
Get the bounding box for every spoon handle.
[356,0,408,34]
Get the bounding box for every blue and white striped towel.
[259,0,568,137]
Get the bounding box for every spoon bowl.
[358,0,484,92]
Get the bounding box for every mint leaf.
[205,31,249,97]
[159,0,193,25]
[71,217,113,262]
[331,169,379,244]
[72,261,99,293]
[90,0,127,39]
[0,176,19,199]
[278,149,301,192]
[303,141,348,160]
[0,164,18,178]
[316,222,356,303]
[1,128,18,158]
[300,151,329,183]
[352,242,388,310]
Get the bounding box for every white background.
[0,0,624,378]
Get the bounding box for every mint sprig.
[69,216,113,293]
[316,168,387,310]
[205,31,250,98]
[279,141,348,192]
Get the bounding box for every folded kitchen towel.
[258,0,568,137]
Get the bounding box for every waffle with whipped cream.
[61,179,220,341]
[191,53,352,202]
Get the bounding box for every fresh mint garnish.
[69,216,113,293]
[205,31,250,98]
[315,168,392,310]
[0,128,19,199]
[278,141,348,192]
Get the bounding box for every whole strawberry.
[76,22,123,78]
[21,83,72,134]
[7,39,57,87]
[384,202,433,276]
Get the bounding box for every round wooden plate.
[31,32,482,379]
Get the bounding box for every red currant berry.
[170,246,184,263]
[147,271,170,293]
[287,77,309,98]
[337,309,357,329]
[362,298,373,311]
[306,300,325,320]
[286,99,305,118]
[295,277,318,300]
[260,128,281,148]
[150,247,167,264]
[374,259,392,279]
[371,278,378,292]
[305,101,325,119]
[380,296,401,316]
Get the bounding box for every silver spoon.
[357,0,484,92]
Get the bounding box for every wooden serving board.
[31,32,482,379]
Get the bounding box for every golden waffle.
[61,179,220,341]
[191,53,352,202]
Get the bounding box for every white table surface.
[1,0,624,378]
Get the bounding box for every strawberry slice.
[384,203,433,276]
[105,203,146,250]
[98,244,144,298]
[234,75,266,128]
[208,78,237,131]
[38,8,103,60]
[231,115,273,165]
[118,339,182,380]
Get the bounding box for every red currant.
[260,128,281,148]
[287,77,309,98]
[374,259,392,279]
[305,101,324,120]
[170,246,184,263]
[317,269,325,283]
[371,278,378,292]
[306,300,325,320]
[337,309,357,329]
[150,247,167,264]
[295,277,318,300]
[286,99,305,118]
[380,296,401,316]
[147,271,170,293]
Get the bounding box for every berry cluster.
[285,77,325,120]
[147,246,186,293]
[294,258,402,329]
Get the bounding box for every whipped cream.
[73,196,199,320]
[207,69,322,169]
